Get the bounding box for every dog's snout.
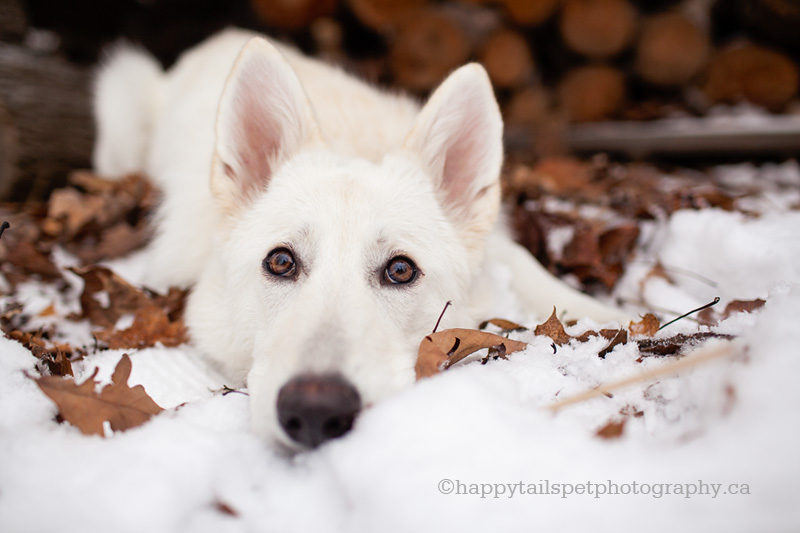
[277,374,361,448]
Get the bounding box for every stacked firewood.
[251,0,800,127]
[2,0,799,201]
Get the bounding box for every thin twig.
[432,301,452,334]
[659,297,720,331]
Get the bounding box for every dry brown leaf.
[479,318,528,332]
[96,306,188,349]
[575,328,619,342]
[416,328,528,380]
[73,222,151,264]
[69,266,188,349]
[598,328,628,358]
[725,299,766,315]
[629,313,660,337]
[4,329,82,376]
[697,298,766,326]
[636,332,734,360]
[35,354,163,436]
[3,240,61,278]
[534,308,572,345]
[38,303,57,317]
[69,265,152,328]
[596,419,626,439]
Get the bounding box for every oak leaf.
[534,308,572,345]
[629,313,660,337]
[35,354,163,436]
[416,328,528,380]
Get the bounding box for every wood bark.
[0,44,94,201]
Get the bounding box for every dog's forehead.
[252,152,447,239]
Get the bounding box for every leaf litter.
[0,163,782,439]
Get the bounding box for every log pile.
[282,0,800,144]
[2,0,799,201]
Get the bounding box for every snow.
[2,165,800,532]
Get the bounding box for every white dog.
[93,29,628,450]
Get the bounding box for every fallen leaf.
[416,328,528,380]
[96,306,188,349]
[3,240,61,279]
[598,328,628,358]
[68,266,188,349]
[479,318,528,332]
[4,329,82,376]
[629,313,660,337]
[38,303,57,317]
[534,308,572,345]
[725,299,766,315]
[214,501,239,517]
[596,419,626,439]
[636,332,735,360]
[574,328,619,342]
[73,222,152,264]
[34,354,163,436]
[69,266,153,328]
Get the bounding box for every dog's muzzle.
[276,374,361,448]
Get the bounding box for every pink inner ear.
[217,43,317,203]
[227,68,283,197]
[441,108,488,208]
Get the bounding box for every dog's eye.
[264,248,296,278]
[384,256,417,285]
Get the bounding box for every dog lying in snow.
[93,29,628,451]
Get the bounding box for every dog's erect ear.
[213,37,323,210]
[403,64,503,239]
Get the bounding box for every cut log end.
[250,0,340,31]
[701,43,800,112]
[347,0,428,32]
[558,64,626,122]
[499,0,560,26]
[635,11,709,86]
[480,29,535,89]
[560,0,638,59]
[391,12,471,91]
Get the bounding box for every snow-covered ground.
[1,163,799,532]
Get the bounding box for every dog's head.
[187,38,503,451]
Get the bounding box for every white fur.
[93,29,629,449]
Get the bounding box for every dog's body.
[94,29,628,450]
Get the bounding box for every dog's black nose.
[277,374,361,448]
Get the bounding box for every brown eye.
[384,256,417,285]
[264,248,296,278]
